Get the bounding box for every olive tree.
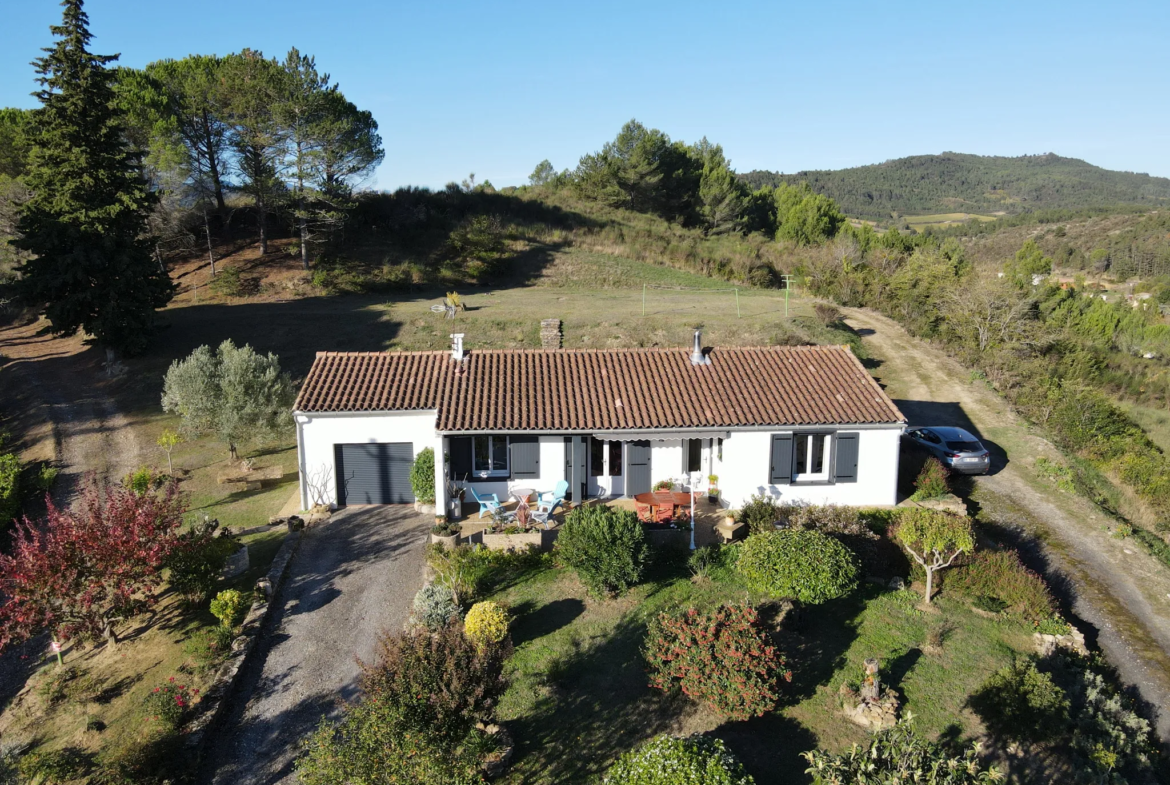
[895,509,975,604]
[161,339,295,460]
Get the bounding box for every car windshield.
[946,440,982,452]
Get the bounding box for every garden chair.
[537,480,569,507]
[635,502,653,523]
[469,487,502,519]
[655,503,674,524]
[530,497,563,528]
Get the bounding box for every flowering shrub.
[736,530,859,604]
[464,601,509,650]
[143,676,198,730]
[948,549,1056,622]
[645,604,789,720]
[555,505,649,598]
[209,588,245,628]
[910,457,950,501]
[604,734,755,785]
[411,582,461,631]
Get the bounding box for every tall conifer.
[16,0,173,355]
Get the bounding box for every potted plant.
[707,474,719,504]
[430,516,460,548]
[653,479,674,492]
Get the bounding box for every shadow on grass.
[510,598,585,646]
[713,714,819,785]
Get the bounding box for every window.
[717,438,723,462]
[590,437,605,477]
[685,439,702,474]
[473,435,509,476]
[608,440,623,476]
[793,433,829,481]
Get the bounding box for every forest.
[741,152,1170,221]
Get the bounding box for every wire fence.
[639,281,796,319]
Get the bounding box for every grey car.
[902,426,991,475]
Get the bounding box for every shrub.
[802,720,1002,783]
[604,734,755,785]
[426,542,546,604]
[183,625,235,675]
[555,505,649,598]
[0,452,20,529]
[17,748,91,784]
[736,530,859,604]
[785,504,887,576]
[464,601,509,651]
[123,465,163,495]
[361,622,510,745]
[209,589,245,628]
[949,549,1057,622]
[738,493,781,535]
[208,265,243,297]
[445,214,506,280]
[410,448,436,504]
[411,583,461,631]
[910,457,950,500]
[968,659,1069,743]
[143,677,199,731]
[687,544,724,580]
[645,604,789,720]
[36,463,59,491]
[166,518,240,604]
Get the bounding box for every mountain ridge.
[739,152,1170,222]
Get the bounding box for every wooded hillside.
[741,153,1170,221]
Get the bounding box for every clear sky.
[3,0,1169,190]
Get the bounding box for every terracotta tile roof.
[294,345,905,430]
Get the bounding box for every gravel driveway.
[200,505,429,785]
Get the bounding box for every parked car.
[902,426,991,475]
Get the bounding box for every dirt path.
[842,307,1170,740]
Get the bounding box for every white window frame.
[472,435,510,478]
[792,432,831,483]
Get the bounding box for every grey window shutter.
[770,434,793,484]
[833,432,859,483]
[510,436,540,479]
[449,437,473,480]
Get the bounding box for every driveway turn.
[201,505,429,785]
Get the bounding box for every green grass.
[490,560,1034,785]
[1118,401,1170,454]
[904,213,997,228]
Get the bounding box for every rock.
[220,545,250,580]
[268,515,287,525]
[888,576,906,590]
[287,516,305,532]
[255,577,272,600]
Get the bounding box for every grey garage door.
[335,443,415,505]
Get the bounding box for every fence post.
[735,288,740,318]
[642,283,646,317]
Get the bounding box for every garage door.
[335,443,415,505]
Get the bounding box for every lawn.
[488,555,1034,785]
[905,213,997,229]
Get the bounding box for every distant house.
[293,332,906,514]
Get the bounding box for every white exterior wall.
[459,436,567,514]
[717,427,902,508]
[296,410,442,510]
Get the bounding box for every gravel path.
[844,307,1170,740]
[199,506,429,785]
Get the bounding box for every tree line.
[0,0,383,354]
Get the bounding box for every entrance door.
[588,438,625,498]
[626,440,651,496]
[335,443,415,505]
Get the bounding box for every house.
[292,332,906,515]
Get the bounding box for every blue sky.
[3,0,1169,190]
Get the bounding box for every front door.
[626,440,651,496]
[588,438,625,498]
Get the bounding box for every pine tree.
[15,0,174,355]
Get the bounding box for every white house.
[293,332,906,514]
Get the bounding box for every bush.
[736,530,859,604]
[464,601,509,651]
[36,462,59,491]
[410,448,436,504]
[361,622,510,746]
[411,583,461,631]
[968,659,1069,743]
[604,734,755,785]
[802,720,1002,783]
[208,265,243,297]
[785,504,888,576]
[123,465,163,495]
[183,625,235,675]
[17,748,91,784]
[738,493,781,535]
[555,505,649,598]
[0,452,20,530]
[209,589,245,628]
[143,677,199,731]
[166,518,240,604]
[645,604,789,720]
[949,549,1057,622]
[426,542,546,604]
[910,457,950,500]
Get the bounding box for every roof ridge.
[314,344,848,358]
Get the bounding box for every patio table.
[633,491,694,522]
[510,487,536,512]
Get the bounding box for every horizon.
[2,0,1169,190]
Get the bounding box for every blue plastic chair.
[469,487,502,519]
[537,480,569,507]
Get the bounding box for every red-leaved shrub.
[644,603,790,720]
[949,549,1057,622]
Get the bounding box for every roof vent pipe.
[690,328,710,366]
[451,333,465,362]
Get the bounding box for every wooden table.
[632,491,694,522]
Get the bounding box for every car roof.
[925,426,978,440]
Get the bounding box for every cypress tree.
[16,0,174,355]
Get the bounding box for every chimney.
[450,333,465,362]
[690,328,710,366]
[540,319,562,350]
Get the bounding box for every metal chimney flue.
[451,333,465,362]
[690,328,709,366]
